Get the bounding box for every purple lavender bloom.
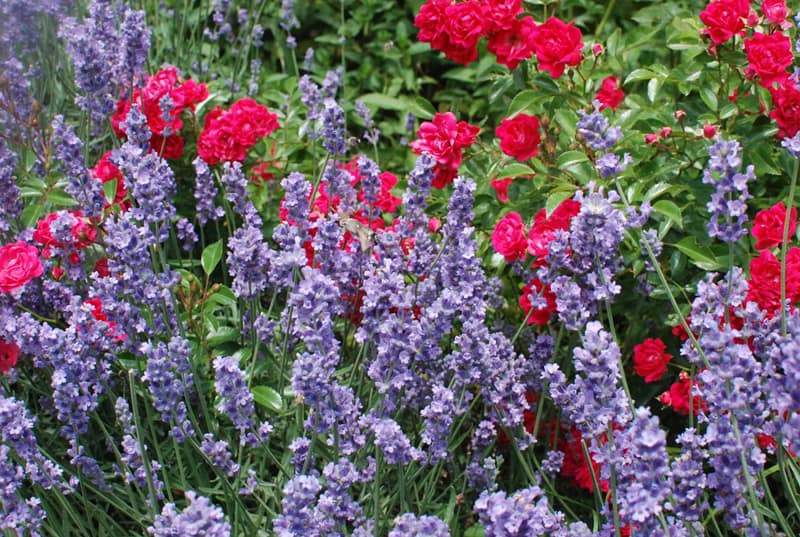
[321,98,347,156]
[51,115,106,218]
[113,7,150,89]
[474,484,568,536]
[355,100,380,144]
[544,321,631,437]
[200,433,241,477]
[227,224,270,300]
[213,355,256,443]
[298,75,322,139]
[280,0,299,32]
[322,68,344,99]
[176,218,198,251]
[115,398,165,499]
[782,132,800,157]
[303,48,315,72]
[112,137,177,229]
[140,336,195,442]
[0,58,35,138]
[420,384,457,462]
[193,157,224,226]
[669,428,708,528]
[148,491,231,537]
[595,152,632,178]
[362,415,423,465]
[273,474,322,536]
[0,139,21,237]
[702,138,753,243]
[577,104,623,151]
[220,161,260,226]
[389,514,451,537]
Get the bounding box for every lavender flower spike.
[148,491,231,537]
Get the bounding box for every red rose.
[151,132,185,160]
[530,17,583,79]
[632,337,672,382]
[490,177,514,202]
[486,16,536,70]
[481,0,522,33]
[596,75,624,111]
[415,0,451,51]
[492,211,528,262]
[527,199,581,259]
[519,277,557,326]
[770,82,800,138]
[92,151,129,207]
[444,1,486,49]
[746,247,800,313]
[495,113,542,160]
[0,338,18,374]
[659,371,706,415]
[0,242,43,293]
[744,32,793,88]
[699,0,749,45]
[409,112,479,188]
[170,79,209,112]
[752,201,797,250]
[762,0,787,24]
[228,98,280,146]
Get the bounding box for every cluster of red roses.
[409,112,480,189]
[699,0,800,138]
[112,67,208,160]
[490,199,581,326]
[415,0,584,75]
[197,98,280,165]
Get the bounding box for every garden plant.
[3,0,800,535]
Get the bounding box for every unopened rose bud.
[592,44,604,56]
[645,133,659,145]
[428,217,442,233]
[674,110,687,121]
[703,124,717,138]
[660,127,672,138]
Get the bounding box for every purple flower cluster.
[544,321,631,438]
[213,355,258,444]
[51,115,106,218]
[140,336,195,442]
[474,484,570,536]
[200,433,241,477]
[0,140,21,238]
[702,138,754,243]
[148,491,231,537]
[321,98,347,156]
[388,514,450,537]
[115,398,165,499]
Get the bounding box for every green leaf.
[495,162,535,180]
[102,178,118,205]
[21,204,43,229]
[556,150,589,169]
[201,239,224,276]
[653,200,683,229]
[356,93,406,112]
[408,96,436,120]
[672,237,723,270]
[699,86,718,112]
[506,90,539,117]
[546,190,576,216]
[252,385,283,413]
[46,190,76,207]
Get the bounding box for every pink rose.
[492,211,528,262]
[596,75,624,111]
[530,17,583,78]
[0,242,43,293]
[632,337,672,382]
[699,0,749,45]
[745,32,793,88]
[752,201,797,250]
[762,0,787,24]
[496,113,542,160]
[0,338,18,374]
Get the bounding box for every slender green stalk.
[780,158,800,336]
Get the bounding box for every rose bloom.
[746,247,800,314]
[752,201,797,250]
[410,112,479,188]
[762,0,787,24]
[530,17,583,79]
[491,211,528,262]
[490,177,514,202]
[0,338,18,374]
[527,198,581,259]
[632,337,672,382]
[92,151,129,208]
[496,113,542,160]
[770,81,800,138]
[596,75,624,111]
[481,0,522,34]
[444,1,486,49]
[659,371,706,415]
[519,277,557,326]
[744,32,793,88]
[699,0,749,45]
[486,16,537,70]
[414,0,451,51]
[0,242,43,293]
